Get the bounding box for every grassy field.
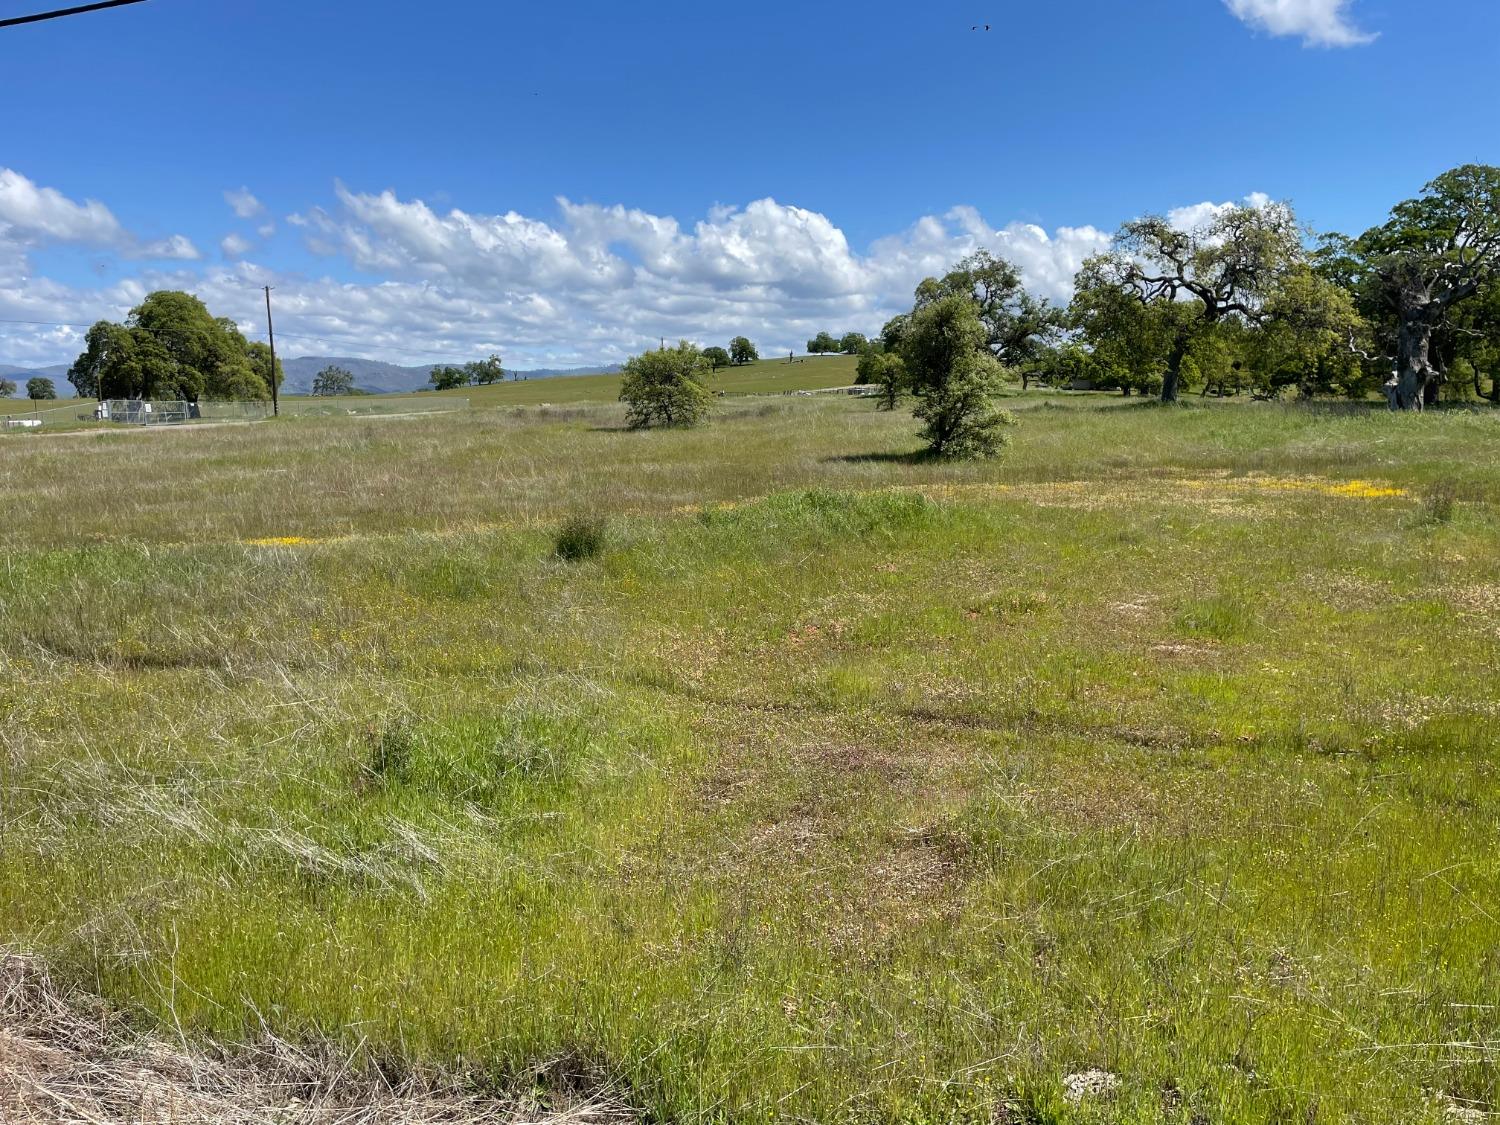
[0,396,90,419]
[0,355,859,430]
[446,354,862,407]
[2,393,1498,1123]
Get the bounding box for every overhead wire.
[0,317,504,363]
[0,0,498,369]
[0,0,148,30]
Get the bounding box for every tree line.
[0,377,57,400]
[620,164,1500,461]
[1041,163,1500,411]
[428,354,507,390]
[699,337,760,370]
[806,331,869,355]
[67,291,282,401]
[50,165,1498,429]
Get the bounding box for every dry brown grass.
[0,954,633,1125]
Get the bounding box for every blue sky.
[2,0,1497,371]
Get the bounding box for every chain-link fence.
[100,399,282,424]
[194,400,275,421]
[99,399,190,424]
[0,400,274,430]
[2,403,98,429]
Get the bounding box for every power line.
[0,321,496,359]
[0,316,504,364]
[0,0,148,30]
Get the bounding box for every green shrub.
[1420,479,1458,524]
[619,341,713,429]
[555,513,609,561]
[362,721,415,784]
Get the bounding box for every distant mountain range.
[1,358,623,397]
[274,357,623,395]
[0,363,72,386]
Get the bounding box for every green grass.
[2,393,1498,1123]
[0,395,93,420]
[1,356,858,433]
[446,353,862,406]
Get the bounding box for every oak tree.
[1072,203,1303,402]
[729,336,758,365]
[312,365,356,396]
[620,341,713,429]
[1338,165,1500,410]
[898,293,1015,457]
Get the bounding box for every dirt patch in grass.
[1445,582,1500,626]
[694,710,969,805]
[1021,756,1245,838]
[1025,771,1173,835]
[1149,641,1220,658]
[0,953,632,1125]
[803,739,916,781]
[684,712,983,957]
[746,814,828,858]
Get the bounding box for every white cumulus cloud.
[0,170,1271,373]
[1224,0,1375,47]
[1167,191,1273,232]
[134,234,201,261]
[224,187,266,219]
[287,185,1112,362]
[0,168,199,261]
[0,168,129,248]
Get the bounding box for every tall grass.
[2,395,1498,1123]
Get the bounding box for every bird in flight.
[970,23,991,30]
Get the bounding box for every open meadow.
[0,354,861,429]
[445,354,862,407]
[2,394,1499,1123]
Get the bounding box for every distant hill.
[0,363,71,395]
[278,357,622,395]
[0,358,622,397]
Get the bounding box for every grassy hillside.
[2,396,1498,1123]
[1,355,860,423]
[447,353,861,406]
[0,395,89,418]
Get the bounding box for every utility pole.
[263,286,279,417]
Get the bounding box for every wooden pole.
[264,286,279,418]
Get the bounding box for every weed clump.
[1173,591,1254,641]
[554,513,609,561]
[1420,478,1458,524]
[353,710,595,807]
[362,721,416,784]
[700,488,937,540]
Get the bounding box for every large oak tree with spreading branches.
[1072,202,1305,403]
[1335,165,1500,410]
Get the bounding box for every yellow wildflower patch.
[1323,480,1408,499]
[1181,475,1407,500]
[245,535,319,547]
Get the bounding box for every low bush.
[362,721,416,784]
[555,513,610,561]
[1420,478,1458,524]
